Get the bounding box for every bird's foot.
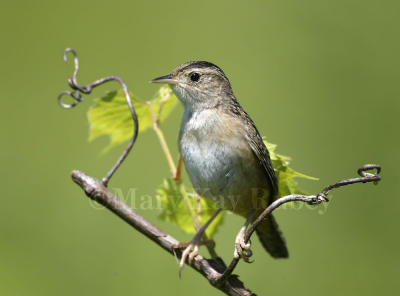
[234,226,253,263]
[173,208,222,276]
[174,237,201,276]
[174,239,215,276]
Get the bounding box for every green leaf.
[264,138,318,198]
[157,178,225,238]
[88,85,178,151]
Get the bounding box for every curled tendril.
[57,90,83,109]
[320,164,381,196]
[57,48,139,186]
[358,164,381,178]
[63,48,79,84]
[58,48,87,108]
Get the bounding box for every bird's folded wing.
[226,100,278,198]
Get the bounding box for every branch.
[71,170,254,296]
[216,164,382,284]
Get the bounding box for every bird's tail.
[255,214,289,258]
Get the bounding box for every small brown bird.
[151,61,288,269]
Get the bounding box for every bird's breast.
[179,109,269,213]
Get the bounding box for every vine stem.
[215,164,382,285]
[57,48,139,187]
[152,117,176,176]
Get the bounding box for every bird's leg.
[175,208,222,276]
[234,209,255,263]
[173,155,183,181]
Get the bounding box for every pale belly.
[179,110,271,215]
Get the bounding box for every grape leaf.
[264,139,318,198]
[157,178,225,238]
[88,85,177,151]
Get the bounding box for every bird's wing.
[228,101,278,198]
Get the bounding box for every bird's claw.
[234,227,253,263]
[174,240,200,277]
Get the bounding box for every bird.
[151,61,288,270]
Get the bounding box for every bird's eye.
[190,72,200,82]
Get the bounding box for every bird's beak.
[150,73,178,85]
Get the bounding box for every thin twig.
[57,48,139,186]
[216,164,382,284]
[146,101,177,176]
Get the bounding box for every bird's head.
[151,61,233,111]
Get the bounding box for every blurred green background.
[1,0,399,295]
